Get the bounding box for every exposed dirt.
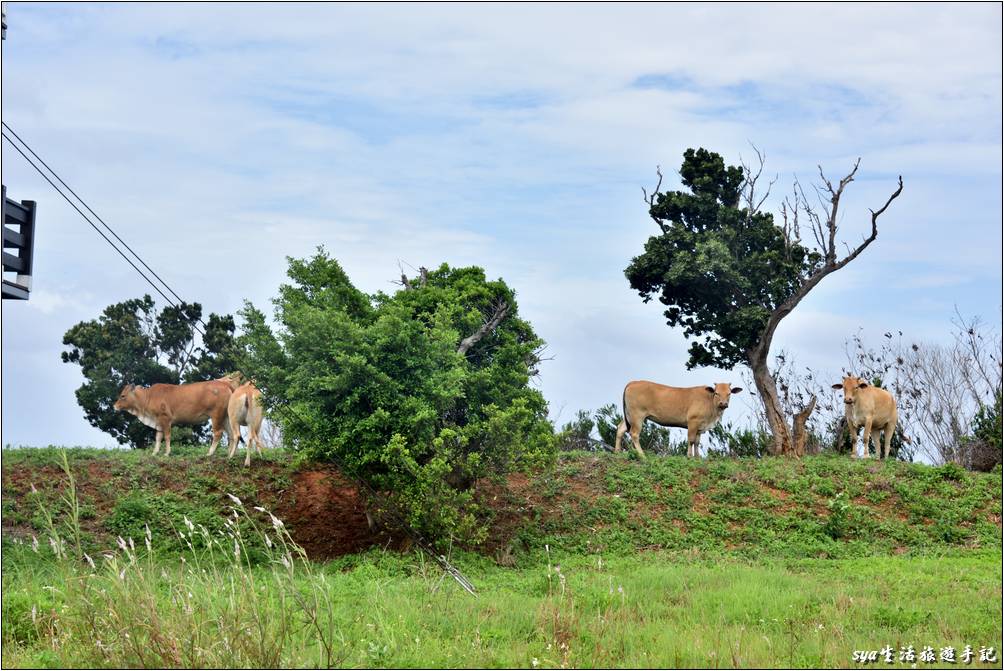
[274,467,403,560]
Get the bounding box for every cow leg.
[883,419,896,460]
[153,430,163,456]
[629,421,645,460]
[687,424,699,458]
[860,418,874,459]
[847,422,859,458]
[163,424,173,456]
[207,416,223,457]
[208,425,225,458]
[614,419,627,453]
[227,418,240,459]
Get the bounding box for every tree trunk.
[791,396,817,457]
[748,352,793,456]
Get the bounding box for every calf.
[832,376,898,459]
[227,382,264,466]
[615,381,742,459]
[113,380,233,456]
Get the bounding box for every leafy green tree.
[61,295,237,447]
[556,409,599,451]
[625,148,903,455]
[238,249,554,542]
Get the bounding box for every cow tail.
[622,387,631,432]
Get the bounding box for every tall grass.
[9,450,346,667]
[3,450,1001,668]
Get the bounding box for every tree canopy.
[61,295,237,447]
[626,147,822,370]
[239,248,554,541]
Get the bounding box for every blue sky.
[2,3,1001,450]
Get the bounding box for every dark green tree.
[238,248,554,542]
[61,295,237,447]
[626,148,903,455]
[966,390,1002,472]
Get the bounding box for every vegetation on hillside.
[238,249,554,543]
[3,447,999,565]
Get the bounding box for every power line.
[2,131,190,323]
[2,122,194,315]
[1,123,477,595]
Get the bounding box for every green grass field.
[1,446,1001,668]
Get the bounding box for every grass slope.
[485,452,1002,563]
[1,446,1001,668]
[2,447,1001,561]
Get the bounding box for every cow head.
[705,383,743,410]
[217,372,243,391]
[832,376,869,407]
[113,384,138,411]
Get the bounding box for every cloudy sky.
[2,3,1001,448]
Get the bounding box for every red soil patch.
[274,467,405,560]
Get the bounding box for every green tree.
[238,249,554,542]
[625,148,903,455]
[61,295,237,447]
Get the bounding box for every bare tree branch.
[741,143,777,216]
[457,300,510,356]
[393,262,430,291]
[642,166,667,232]
[749,164,903,367]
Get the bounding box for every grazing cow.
[832,376,898,459]
[615,381,742,459]
[113,380,233,456]
[227,382,264,466]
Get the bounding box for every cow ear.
[705,386,715,394]
[831,383,843,390]
[731,387,743,394]
[858,381,870,388]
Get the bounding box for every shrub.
[707,422,772,458]
[239,250,554,543]
[965,390,1002,472]
[822,492,850,539]
[593,404,685,456]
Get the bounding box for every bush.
[239,250,554,543]
[707,422,772,458]
[965,390,1002,472]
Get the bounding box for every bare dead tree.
[897,313,1002,466]
[393,261,429,291]
[745,157,903,456]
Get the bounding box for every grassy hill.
[2,446,1000,562]
[2,446,1001,668]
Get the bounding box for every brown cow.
[227,382,264,466]
[113,380,233,456]
[832,376,898,459]
[615,381,742,459]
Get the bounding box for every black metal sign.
[2,185,37,300]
